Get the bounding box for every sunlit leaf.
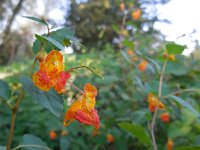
[165,42,186,55]
[41,35,65,50]
[118,122,151,146]
[23,16,48,26]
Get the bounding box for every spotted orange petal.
[54,71,71,94]
[32,71,52,91]
[41,50,64,79]
[75,109,100,129]
[63,99,82,126]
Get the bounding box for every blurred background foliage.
[1,0,200,150]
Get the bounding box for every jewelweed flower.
[132,9,141,20]
[147,93,165,112]
[49,130,57,140]
[166,138,174,150]
[107,134,114,143]
[138,60,148,72]
[160,112,170,122]
[63,83,100,129]
[33,50,71,94]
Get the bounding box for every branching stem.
[150,60,167,150]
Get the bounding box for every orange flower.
[160,112,170,122]
[168,54,175,61]
[131,9,141,20]
[33,50,71,93]
[64,83,100,129]
[107,134,114,143]
[120,2,125,12]
[147,93,165,112]
[127,49,134,55]
[49,130,57,140]
[166,138,174,150]
[138,60,148,71]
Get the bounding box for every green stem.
[150,60,167,150]
[6,91,24,150]
[68,82,84,94]
[12,144,53,150]
[29,57,37,77]
[66,65,104,80]
[162,88,200,99]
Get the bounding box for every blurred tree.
[0,0,25,65]
[65,0,170,52]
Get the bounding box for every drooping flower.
[33,50,71,93]
[138,60,148,71]
[106,134,114,143]
[49,130,57,140]
[147,93,165,112]
[160,112,170,122]
[131,9,141,20]
[63,83,100,129]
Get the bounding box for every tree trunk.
[0,0,25,65]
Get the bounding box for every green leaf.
[55,27,75,38]
[60,137,70,150]
[35,34,47,42]
[20,134,49,150]
[32,39,41,54]
[41,35,65,50]
[118,122,152,146]
[23,16,48,26]
[170,95,200,117]
[176,146,200,150]
[0,146,6,150]
[165,42,186,55]
[0,80,12,100]
[20,76,64,117]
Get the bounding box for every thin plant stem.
[29,57,37,76]
[6,90,24,150]
[66,65,104,80]
[150,60,167,150]
[162,88,200,99]
[12,144,53,150]
[68,82,84,94]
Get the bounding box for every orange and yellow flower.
[160,112,170,122]
[131,9,141,20]
[63,83,100,129]
[49,130,57,140]
[138,60,148,72]
[33,50,71,94]
[147,93,165,112]
[107,134,114,143]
